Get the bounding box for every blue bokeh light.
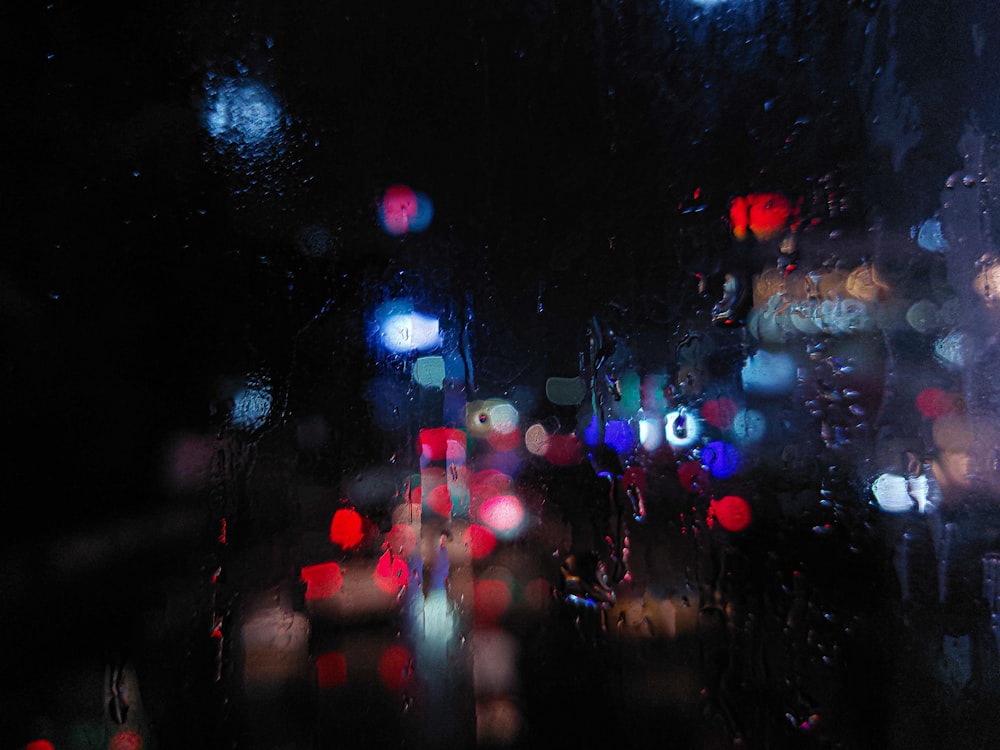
[741,349,797,397]
[231,378,273,430]
[604,420,636,454]
[583,415,636,453]
[202,75,285,157]
[702,440,741,479]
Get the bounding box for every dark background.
[4,1,1000,748]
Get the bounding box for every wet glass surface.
[7,1,1000,748]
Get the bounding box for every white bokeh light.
[379,312,442,353]
[665,410,700,448]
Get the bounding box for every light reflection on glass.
[229,374,273,430]
[665,409,700,448]
[373,300,442,354]
[202,75,285,156]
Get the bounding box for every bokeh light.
[479,494,525,538]
[871,473,913,513]
[701,397,738,429]
[378,184,434,236]
[545,376,586,406]
[487,426,523,453]
[413,355,446,388]
[378,644,412,692]
[524,423,552,456]
[731,408,766,444]
[665,409,701,448]
[420,589,457,646]
[386,523,418,557]
[228,373,272,430]
[915,387,960,419]
[472,627,519,696]
[486,402,519,434]
[476,696,522,746]
[241,604,310,687]
[639,417,665,451]
[604,420,637,454]
[709,494,752,532]
[374,549,409,594]
[467,399,520,438]
[545,434,583,465]
[471,469,514,494]
[425,484,454,518]
[465,399,523,451]
[464,524,498,559]
[730,193,799,241]
[934,330,968,369]
[915,217,948,252]
[474,577,513,626]
[678,460,710,492]
[741,349,797,396]
[702,440,741,479]
[202,75,285,157]
[316,651,348,689]
[109,731,143,750]
[420,427,465,461]
[330,508,364,549]
[374,300,442,353]
[301,562,344,600]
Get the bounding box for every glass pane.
[8,1,1000,748]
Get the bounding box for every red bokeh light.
[678,460,710,492]
[419,427,464,461]
[374,549,410,594]
[386,523,418,557]
[463,524,497,559]
[380,184,418,236]
[26,742,55,750]
[545,434,583,466]
[701,397,738,429]
[378,644,412,692]
[329,508,364,549]
[915,387,959,419]
[425,484,453,517]
[471,470,513,497]
[408,485,423,505]
[708,494,752,532]
[479,495,524,534]
[474,578,512,625]
[316,651,348,689]
[301,562,344,600]
[109,731,143,750]
[487,426,523,452]
[730,193,799,241]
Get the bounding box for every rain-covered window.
[9,1,1000,748]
